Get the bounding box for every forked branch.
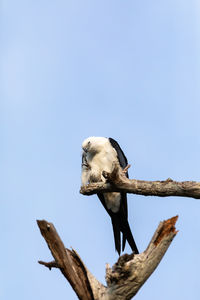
[37,216,178,300]
[80,163,200,199]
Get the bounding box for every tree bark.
[80,163,200,199]
[37,220,98,300]
[37,216,178,300]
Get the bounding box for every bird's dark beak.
[83,141,90,153]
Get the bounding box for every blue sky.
[1,1,200,299]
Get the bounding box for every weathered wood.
[38,216,178,300]
[102,216,178,300]
[80,163,200,199]
[37,220,97,300]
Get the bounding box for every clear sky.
[1,1,200,299]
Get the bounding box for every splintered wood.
[154,216,178,246]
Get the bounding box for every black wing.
[108,137,129,175]
[98,138,138,255]
[108,137,129,221]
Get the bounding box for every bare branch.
[37,216,178,300]
[80,163,200,199]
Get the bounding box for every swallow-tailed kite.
[81,136,138,255]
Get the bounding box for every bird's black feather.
[98,192,138,255]
[96,138,139,255]
[108,138,128,171]
[109,137,129,219]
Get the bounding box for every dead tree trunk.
[37,216,178,300]
[37,164,197,299]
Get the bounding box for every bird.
[81,136,139,255]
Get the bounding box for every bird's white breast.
[81,138,121,212]
[88,141,117,180]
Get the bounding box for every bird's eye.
[88,141,91,145]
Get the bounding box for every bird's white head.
[82,136,108,154]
